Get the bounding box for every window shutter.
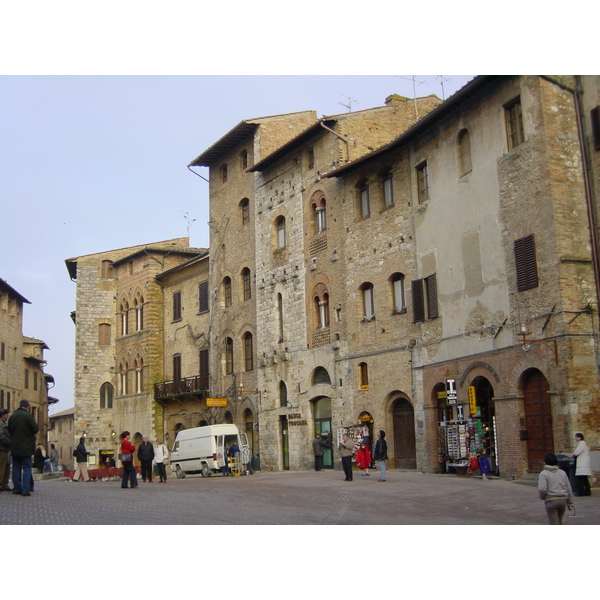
[412,279,425,322]
[198,281,209,312]
[426,274,439,319]
[515,235,539,291]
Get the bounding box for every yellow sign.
[207,398,228,407]
[468,386,477,414]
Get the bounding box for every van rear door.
[216,435,225,468]
[239,433,250,465]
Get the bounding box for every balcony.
[154,375,209,402]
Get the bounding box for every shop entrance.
[280,415,289,470]
[312,396,333,469]
[472,376,497,474]
[523,368,553,472]
[392,397,416,469]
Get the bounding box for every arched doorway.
[471,376,497,475]
[312,396,333,469]
[523,368,553,472]
[392,397,416,469]
[243,408,255,454]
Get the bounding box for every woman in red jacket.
[120,431,138,489]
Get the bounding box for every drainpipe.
[187,165,209,182]
[319,121,352,163]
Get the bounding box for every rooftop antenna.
[180,211,196,237]
[436,75,451,100]
[395,76,428,119]
[338,92,359,112]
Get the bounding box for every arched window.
[135,357,143,393]
[223,277,232,307]
[120,301,129,336]
[279,381,288,407]
[311,193,327,235]
[242,268,251,301]
[457,128,472,176]
[120,362,128,395]
[240,198,250,226]
[100,382,114,409]
[134,296,144,331]
[225,337,234,374]
[243,332,253,371]
[314,293,330,328]
[275,216,286,249]
[360,282,375,320]
[312,367,331,386]
[391,273,406,314]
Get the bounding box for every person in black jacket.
[72,437,91,482]
[137,435,155,482]
[7,400,39,496]
[373,430,388,482]
[0,408,11,491]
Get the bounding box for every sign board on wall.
[446,379,457,405]
[206,398,228,407]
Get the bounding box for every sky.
[0,74,477,414]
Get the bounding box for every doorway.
[523,368,553,472]
[392,397,416,469]
[280,415,289,470]
[312,396,333,469]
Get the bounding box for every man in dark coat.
[0,408,11,491]
[137,435,155,482]
[7,399,39,496]
[312,434,325,472]
[373,430,388,482]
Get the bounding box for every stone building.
[1,278,56,447]
[48,407,75,469]
[65,238,204,464]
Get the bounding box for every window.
[135,296,144,331]
[360,283,375,320]
[198,281,209,313]
[276,216,286,249]
[240,198,250,226]
[225,338,234,375]
[243,332,253,371]
[33,371,38,391]
[223,277,232,307]
[1,341,4,360]
[591,106,600,151]
[199,348,209,386]
[412,273,439,322]
[391,273,406,313]
[242,268,252,301]
[172,354,181,381]
[416,161,430,204]
[505,97,524,150]
[358,180,370,218]
[120,301,129,335]
[239,150,248,170]
[279,381,288,407]
[100,382,114,409]
[457,129,472,176]
[314,293,330,328]
[358,362,369,389]
[514,234,539,291]
[220,163,228,183]
[172,291,182,321]
[98,323,111,345]
[307,148,315,170]
[277,293,284,343]
[24,368,29,389]
[383,171,394,208]
[312,367,331,385]
[135,358,143,393]
[120,363,128,395]
[101,260,113,278]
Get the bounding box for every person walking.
[338,433,354,481]
[49,443,60,472]
[120,431,138,489]
[154,438,169,483]
[538,452,574,525]
[0,408,11,492]
[312,434,326,472]
[137,435,155,483]
[373,430,388,482]
[478,448,492,480]
[571,433,592,496]
[7,399,39,496]
[72,437,91,482]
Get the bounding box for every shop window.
[243,332,253,371]
[514,234,539,291]
[412,273,438,322]
[504,97,524,151]
[416,161,430,204]
[172,291,182,321]
[457,128,472,176]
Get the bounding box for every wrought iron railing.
[154,375,209,400]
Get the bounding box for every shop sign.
[456,404,464,420]
[207,397,228,407]
[288,413,307,426]
[446,379,457,405]
[468,386,477,414]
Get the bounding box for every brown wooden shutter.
[515,234,539,291]
[426,273,438,319]
[412,279,425,322]
[198,281,209,312]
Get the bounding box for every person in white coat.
[154,438,169,483]
[571,433,592,496]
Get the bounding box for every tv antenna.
[180,211,196,237]
[436,75,451,100]
[395,76,428,119]
[338,92,359,112]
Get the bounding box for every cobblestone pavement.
[1,469,598,525]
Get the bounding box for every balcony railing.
[154,375,209,400]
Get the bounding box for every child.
[356,442,371,476]
[478,448,492,480]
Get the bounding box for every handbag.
[119,453,132,462]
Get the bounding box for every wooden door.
[523,369,553,472]
[393,398,416,469]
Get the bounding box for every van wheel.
[175,465,186,479]
[201,463,211,478]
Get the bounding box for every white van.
[169,424,251,478]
